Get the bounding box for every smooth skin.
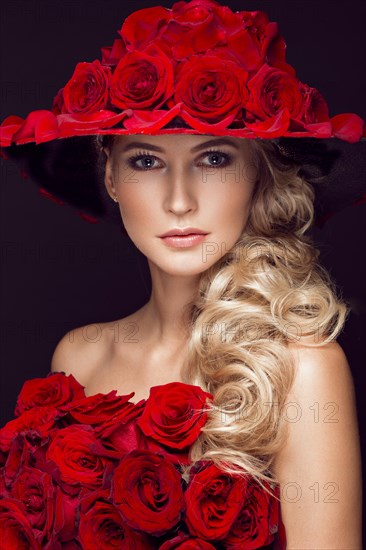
[51,134,362,547]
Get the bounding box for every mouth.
[159,233,209,248]
[158,227,208,237]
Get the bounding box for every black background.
[1,0,365,535]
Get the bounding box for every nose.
[163,165,198,216]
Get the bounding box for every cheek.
[210,183,254,226]
[116,182,160,233]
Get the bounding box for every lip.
[160,233,209,248]
[159,227,208,237]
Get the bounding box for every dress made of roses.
[0,372,287,549]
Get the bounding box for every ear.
[103,148,117,200]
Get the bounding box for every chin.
[150,253,218,277]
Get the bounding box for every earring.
[113,196,118,203]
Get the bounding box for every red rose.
[299,83,330,124]
[160,530,216,549]
[173,54,248,123]
[112,450,184,536]
[63,389,142,428]
[153,19,223,61]
[9,465,54,537]
[95,415,143,459]
[52,486,80,543]
[0,498,41,549]
[0,406,59,453]
[14,373,85,417]
[136,428,191,467]
[154,4,229,60]
[136,381,213,450]
[46,424,112,491]
[62,59,111,114]
[172,0,233,23]
[78,489,155,549]
[236,10,288,69]
[119,5,172,49]
[246,63,303,121]
[100,37,127,66]
[110,47,175,110]
[52,87,65,115]
[185,462,248,540]
[1,433,31,484]
[223,480,280,549]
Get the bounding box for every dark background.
[1,0,365,532]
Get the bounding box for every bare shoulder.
[50,320,115,385]
[286,339,355,396]
[274,339,362,547]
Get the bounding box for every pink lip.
[159,227,207,237]
[160,233,208,248]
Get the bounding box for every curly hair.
[95,132,349,499]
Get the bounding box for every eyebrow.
[121,138,240,153]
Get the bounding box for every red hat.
[1,0,365,227]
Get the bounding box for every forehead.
[111,134,254,155]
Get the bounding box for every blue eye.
[126,152,161,171]
[198,150,233,167]
[126,149,233,171]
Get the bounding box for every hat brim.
[273,135,366,226]
[3,132,366,229]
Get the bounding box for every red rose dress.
[0,372,287,549]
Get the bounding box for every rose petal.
[0,115,25,146]
[57,110,129,133]
[11,110,59,145]
[330,113,364,143]
[303,121,333,138]
[180,109,237,133]
[122,103,183,131]
[245,109,290,138]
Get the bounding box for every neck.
[139,261,201,346]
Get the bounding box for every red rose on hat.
[110,47,175,110]
[51,87,65,115]
[120,5,173,49]
[100,37,127,66]
[299,82,330,124]
[112,449,185,536]
[78,489,156,549]
[184,462,248,539]
[154,0,231,60]
[246,63,303,121]
[237,10,291,70]
[173,54,248,123]
[14,372,85,417]
[223,479,280,549]
[172,0,234,23]
[62,59,111,114]
[136,381,213,450]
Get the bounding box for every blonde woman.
[0,0,364,548]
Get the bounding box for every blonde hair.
[97,135,349,498]
[176,138,349,496]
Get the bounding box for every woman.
[0,0,364,547]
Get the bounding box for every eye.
[198,149,233,168]
[126,151,163,171]
[125,148,233,171]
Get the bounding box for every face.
[104,134,257,277]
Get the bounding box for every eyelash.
[126,148,233,171]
